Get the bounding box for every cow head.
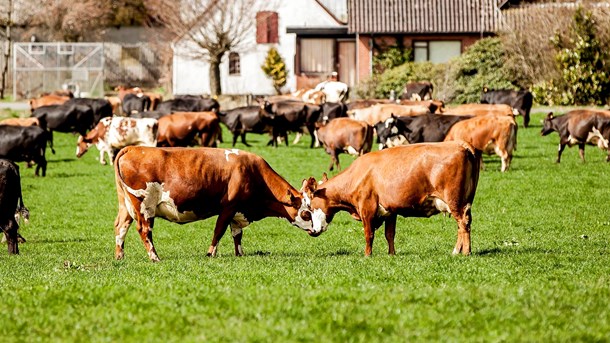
[540,112,556,136]
[259,100,275,120]
[294,175,332,237]
[76,135,93,158]
[376,114,412,149]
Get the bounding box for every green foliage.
[261,47,288,94]
[2,118,610,341]
[534,7,610,106]
[450,38,516,104]
[356,62,444,99]
[373,46,412,74]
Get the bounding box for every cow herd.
[1,82,610,260]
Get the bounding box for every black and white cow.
[122,93,151,115]
[0,159,29,254]
[0,125,51,176]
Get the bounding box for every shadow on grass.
[48,158,76,163]
[50,172,95,178]
[35,237,90,244]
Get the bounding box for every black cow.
[401,81,433,101]
[64,98,113,125]
[376,113,473,149]
[0,159,29,254]
[319,102,348,124]
[0,126,51,176]
[129,110,170,120]
[31,103,95,140]
[541,110,610,163]
[260,100,322,148]
[218,106,271,147]
[122,93,151,115]
[157,97,220,114]
[480,88,533,128]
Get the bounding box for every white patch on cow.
[225,149,239,161]
[512,108,520,116]
[311,208,328,234]
[237,245,244,256]
[379,143,384,150]
[433,197,451,214]
[386,135,408,148]
[231,212,249,237]
[346,146,359,155]
[376,204,391,217]
[292,192,314,231]
[301,192,311,207]
[123,182,198,222]
[313,130,320,148]
[588,127,609,150]
[115,226,128,246]
[293,132,302,145]
[384,117,395,128]
[567,135,580,146]
[390,126,399,134]
[209,245,218,257]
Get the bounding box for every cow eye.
[301,210,312,221]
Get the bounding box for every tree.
[261,47,287,94]
[146,0,271,96]
[0,0,13,99]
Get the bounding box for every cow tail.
[507,121,518,152]
[461,141,482,200]
[362,124,374,154]
[14,165,30,224]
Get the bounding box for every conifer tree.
[261,47,287,94]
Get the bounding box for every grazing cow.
[259,100,322,148]
[31,103,95,142]
[401,81,433,101]
[349,104,430,126]
[218,106,272,147]
[445,104,514,117]
[122,93,151,115]
[113,146,312,261]
[157,97,220,114]
[157,112,220,148]
[0,126,50,176]
[295,141,481,256]
[65,98,113,125]
[0,159,30,255]
[29,94,70,112]
[541,110,610,163]
[0,117,40,127]
[314,81,349,103]
[316,118,373,171]
[376,113,473,149]
[76,117,158,165]
[444,115,518,172]
[481,88,533,128]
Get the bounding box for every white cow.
[76,117,158,165]
[314,81,349,103]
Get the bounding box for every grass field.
[1,111,610,342]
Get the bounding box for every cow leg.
[99,149,107,165]
[240,133,251,147]
[232,229,244,257]
[523,110,530,128]
[3,219,20,255]
[207,209,235,257]
[384,214,397,255]
[313,130,320,148]
[35,156,47,177]
[293,132,302,145]
[452,204,472,255]
[495,147,511,172]
[578,143,586,163]
[114,203,133,260]
[135,217,159,262]
[557,143,567,163]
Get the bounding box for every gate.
[13,42,104,100]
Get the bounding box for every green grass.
[1,111,610,342]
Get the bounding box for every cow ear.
[301,177,317,192]
[321,172,328,183]
[286,190,298,205]
[547,112,554,119]
[314,188,326,198]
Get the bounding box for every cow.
[218,106,272,147]
[398,99,445,113]
[0,125,51,176]
[129,110,170,120]
[64,98,113,125]
[157,112,220,148]
[346,99,393,112]
[76,117,158,165]
[314,81,349,103]
[316,118,373,171]
[122,93,151,115]
[259,100,322,148]
[349,104,430,126]
[31,103,95,147]
[105,96,122,115]
[0,159,30,255]
[481,88,533,128]
[157,97,220,114]
[116,86,163,111]
[294,141,481,256]
[112,146,313,261]
[444,114,518,172]
[401,81,433,101]
[541,110,610,163]
[376,113,473,149]
[292,88,327,105]
[0,117,40,127]
[445,104,514,117]
[29,94,70,112]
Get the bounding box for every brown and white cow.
[29,94,70,112]
[295,141,481,256]
[445,104,514,117]
[0,117,40,127]
[76,116,158,165]
[156,111,220,148]
[444,114,518,172]
[541,110,610,163]
[292,88,327,105]
[349,104,430,126]
[113,146,313,261]
[316,118,374,171]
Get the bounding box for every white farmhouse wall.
[172,0,343,95]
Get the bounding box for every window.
[58,44,74,55]
[413,40,462,63]
[256,11,279,44]
[229,52,240,75]
[300,39,334,74]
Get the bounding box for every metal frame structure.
[13,42,104,99]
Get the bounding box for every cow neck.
[259,169,300,220]
[318,174,358,214]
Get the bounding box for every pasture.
[1,110,610,342]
